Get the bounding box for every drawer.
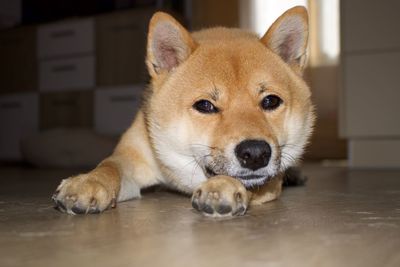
[0,26,37,93]
[96,9,154,86]
[0,93,39,160]
[37,18,94,59]
[40,91,93,130]
[95,85,144,135]
[39,56,95,92]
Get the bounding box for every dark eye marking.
[193,99,219,114]
[261,95,283,111]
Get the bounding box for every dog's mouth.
[204,166,269,187]
[235,174,265,180]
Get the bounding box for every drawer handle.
[110,96,137,102]
[111,24,140,32]
[0,102,22,109]
[50,29,76,38]
[52,99,78,107]
[52,65,77,72]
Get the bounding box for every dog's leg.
[282,167,308,186]
[249,174,284,205]
[191,175,251,217]
[52,112,162,214]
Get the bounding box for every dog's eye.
[261,95,282,111]
[193,100,219,114]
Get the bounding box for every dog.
[52,6,315,217]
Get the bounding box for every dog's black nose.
[235,140,271,171]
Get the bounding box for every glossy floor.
[1,165,400,267]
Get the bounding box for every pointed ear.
[146,12,197,77]
[261,6,309,74]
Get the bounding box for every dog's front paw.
[52,174,116,215]
[191,175,250,217]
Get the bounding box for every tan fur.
[53,6,314,217]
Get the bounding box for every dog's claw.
[111,198,117,208]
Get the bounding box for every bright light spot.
[251,0,308,36]
[320,0,340,63]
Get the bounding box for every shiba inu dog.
[52,6,314,217]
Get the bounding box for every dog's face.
[145,7,314,191]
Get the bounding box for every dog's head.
[145,7,315,190]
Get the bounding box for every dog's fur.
[53,6,315,217]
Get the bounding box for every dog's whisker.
[279,143,303,149]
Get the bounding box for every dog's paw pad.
[191,176,249,217]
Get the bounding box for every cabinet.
[340,0,400,168]
[38,19,96,92]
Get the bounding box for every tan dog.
[53,6,314,217]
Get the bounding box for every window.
[240,0,340,66]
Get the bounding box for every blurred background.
[0,0,398,169]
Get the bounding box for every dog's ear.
[261,6,309,74]
[146,12,197,77]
